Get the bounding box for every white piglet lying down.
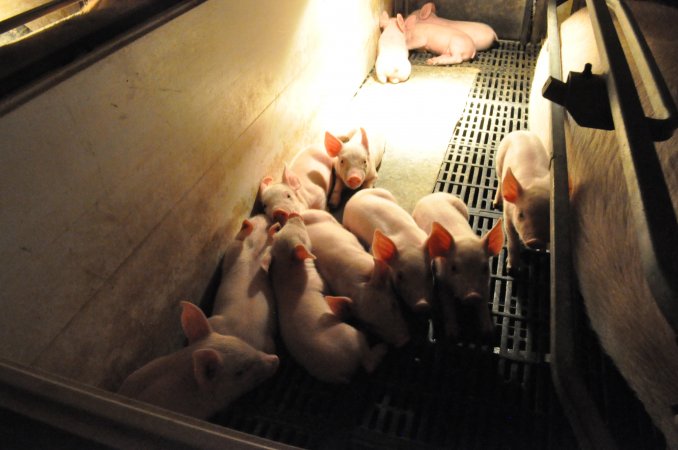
[403,12,476,65]
[413,192,504,340]
[117,302,279,419]
[262,214,387,383]
[376,11,411,84]
[493,130,551,272]
[409,2,497,51]
[301,209,410,347]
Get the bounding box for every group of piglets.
[117,125,551,419]
[376,2,498,83]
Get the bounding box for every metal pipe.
[586,0,678,340]
[546,0,617,447]
[0,0,83,36]
[609,0,677,141]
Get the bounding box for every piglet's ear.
[396,13,406,32]
[502,168,523,203]
[325,132,344,157]
[260,247,273,272]
[236,219,254,241]
[379,11,389,29]
[360,127,370,154]
[193,348,224,390]
[259,176,274,194]
[483,218,504,257]
[181,301,212,344]
[294,244,316,261]
[372,229,398,263]
[427,222,454,258]
[420,2,435,19]
[283,165,302,190]
[267,222,281,237]
[370,258,390,286]
[326,296,353,320]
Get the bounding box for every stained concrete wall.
[0,0,389,390]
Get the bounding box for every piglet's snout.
[461,292,483,306]
[347,175,363,189]
[524,238,547,250]
[261,353,280,375]
[273,209,290,224]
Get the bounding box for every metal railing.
[547,0,677,447]
[586,0,678,337]
[546,0,617,447]
[0,0,83,36]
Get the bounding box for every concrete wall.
[0,0,389,390]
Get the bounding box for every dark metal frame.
[547,0,677,448]
[586,0,678,336]
[0,358,294,449]
[0,0,83,35]
[545,0,617,446]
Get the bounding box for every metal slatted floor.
[210,40,582,449]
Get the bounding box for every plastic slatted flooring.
[212,41,578,449]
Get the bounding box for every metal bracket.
[542,63,614,130]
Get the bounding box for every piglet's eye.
[286,193,292,199]
[518,212,525,220]
[340,159,345,165]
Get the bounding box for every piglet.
[410,2,497,51]
[262,214,386,383]
[208,214,276,353]
[325,127,385,208]
[403,13,476,65]
[342,188,451,313]
[376,11,412,84]
[258,145,333,222]
[301,209,410,347]
[117,301,279,419]
[413,192,504,339]
[493,130,551,272]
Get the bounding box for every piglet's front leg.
[426,53,464,65]
[328,176,344,209]
[504,208,521,274]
